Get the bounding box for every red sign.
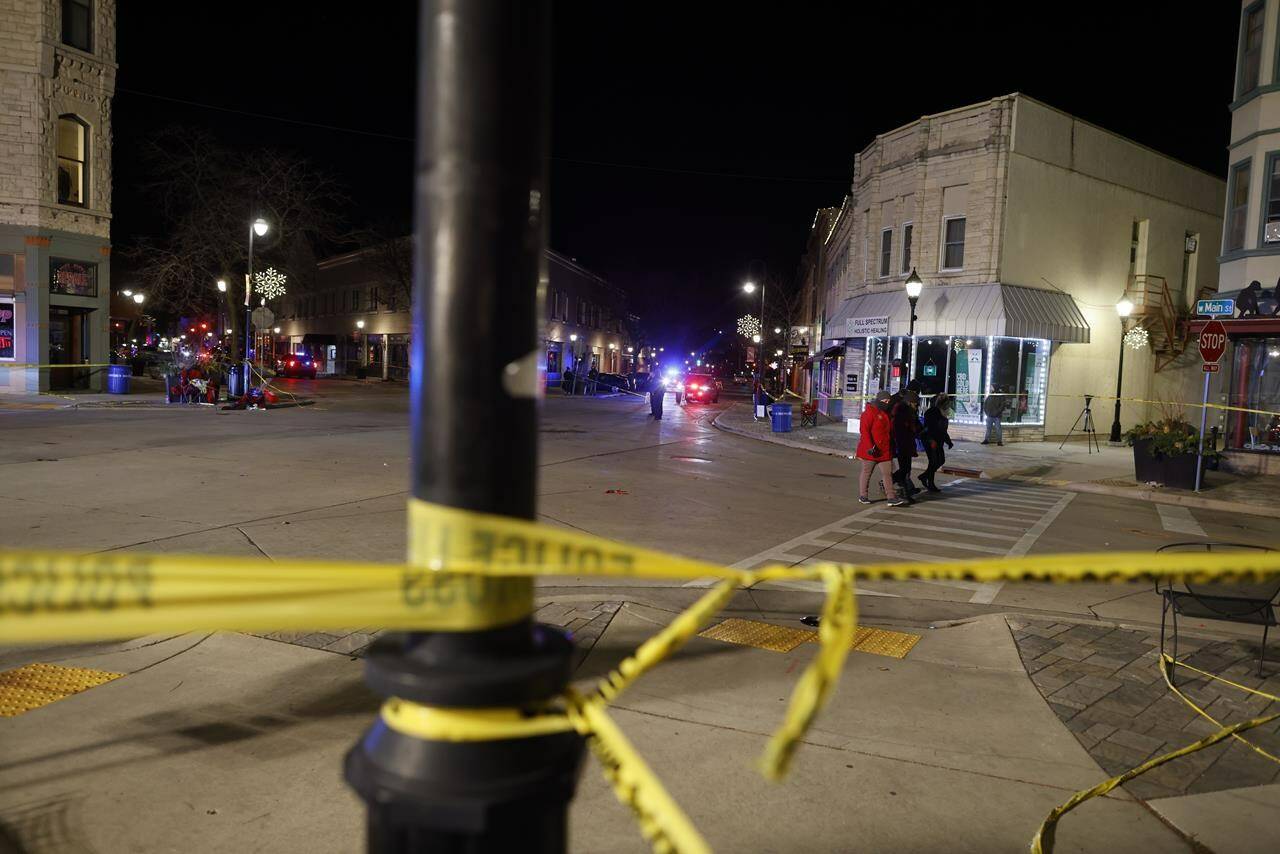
[1203,364,1220,373]
[1198,319,1227,366]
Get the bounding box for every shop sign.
[0,298,14,359]
[50,259,97,297]
[1195,298,1233,317]
[923,362,938,377]
[844,372,858,393]
[847,316,889,337]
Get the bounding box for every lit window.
[942,217,966,270]
[56,116,88,207]
[61,0,92,52]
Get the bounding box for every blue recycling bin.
[770,402,793,433]
[106,364,131,395]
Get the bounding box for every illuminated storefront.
[822,283,1087,439]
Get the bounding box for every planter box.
[1132,437,1200,490]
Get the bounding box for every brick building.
[273,246,636,384]
[814,94,1224,440]
[0,0,116,392]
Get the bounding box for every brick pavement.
[248,600,623,672]
[1010,617,1280,799]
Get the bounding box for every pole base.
[345,718,583,853]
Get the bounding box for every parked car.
[596,372,629,393]
[276,355,318,379]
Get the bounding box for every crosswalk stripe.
[859,519,1020,542]
[945,481,1065,499]
[817,541,962,564]
[924,497,1044,517]
[866,507,1029,532]
[846,528,1009,555]
[942,489,1061,509]
[1157,504,1207,537]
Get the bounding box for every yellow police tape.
[3,499,1280,853]
[1031,654,1280,854]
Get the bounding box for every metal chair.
[799,401,819,428]
[1156,541,1278,685]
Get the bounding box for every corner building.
[818,94,1224,440]
[0,0,116,393]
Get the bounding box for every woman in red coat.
[856,390,905,506]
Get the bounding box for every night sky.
[113,3,1242,350]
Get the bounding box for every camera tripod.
[1059,394,1100,453]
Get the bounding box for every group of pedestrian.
[855,383,954,507]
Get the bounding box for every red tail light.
[289,360,296,367]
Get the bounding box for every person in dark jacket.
[890,389,921,500]
[982,387,1005,445]
[649,379,665,419]
[921,393,954,492]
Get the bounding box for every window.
[1239,2,1265,97]
[62,0,92,52]
[49,258,96,297]
[1225,159,1252,252]
[546,346,561,375]
[1263,154,1280,243]
[577,298,587,325]
[1227,338,1280,453]
[901,223,913,273]
[56,116,88,206]
[941,217,966,269]
[879,229,893,278]
[368,287,379,311]
[352,288,361,312]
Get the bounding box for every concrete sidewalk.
[2,592,1275,852]
[714,402,1280,518]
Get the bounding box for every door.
[49,307,90,389]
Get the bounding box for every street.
[3,383,1279,852]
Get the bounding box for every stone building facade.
[816,94,1224,441]
[0,0,116,392]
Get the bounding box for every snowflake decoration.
[1124,326,1149,351]
[737,314,761,339]
[253,267,288,300]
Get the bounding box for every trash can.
[227,368,246,399]
[770,402,793,433]
[107,364,131,395]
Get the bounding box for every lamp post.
[569,333,579,395]
[243,217,269,391]
[744,280,766,416]
[1109,298,1134,443]
[904,269,923,381]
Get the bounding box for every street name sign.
[1196,298,1234,317]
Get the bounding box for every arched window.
[56,115,88,207]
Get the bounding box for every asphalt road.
[3,378,1277,637]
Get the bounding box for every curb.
[712,405,1277,519]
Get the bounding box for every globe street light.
[242,216,270,392]
[216,279,227,292]
[1109,299,1135,443]
[904,269,924,378]
[132,292,145,304]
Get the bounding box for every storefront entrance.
[49,306,92,389]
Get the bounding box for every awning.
[302,333,338,344]
[825,283,1090,343]
[803,345,844,367]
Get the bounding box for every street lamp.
[132,292,145,304]
[1109,299,1135,443]
[356,319,366,329]
[216,279,227,293]
[904,269,923,378]
[744,280,768,418]
[242,216,270,391]
[121,289,133,297]
[273,326,281,334]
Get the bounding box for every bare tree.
[123,128,348,358]
[352,227,414,311]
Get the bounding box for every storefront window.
[913,338,950,395]
[1227,338,1280,453]
[948,337,987,423]
[546,344,561,375]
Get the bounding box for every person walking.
[890,388,922,501]
[921,393,954,493]
[856,390,904,506]
[982,387,1005,445]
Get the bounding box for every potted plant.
[1123,414,1211,490]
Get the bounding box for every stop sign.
[1199,319,1227,365]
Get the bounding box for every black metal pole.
[243,224,255,392]
[906,296,918,379]
[1109,325,1126,443]
[345,2,581,851]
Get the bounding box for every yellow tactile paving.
[698,618,814,653]
[699,618,922,660]
[0,662,124,717]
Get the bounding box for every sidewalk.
[0,375,168,410]
[2,589,1275,852]
[714,403,1280,518]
